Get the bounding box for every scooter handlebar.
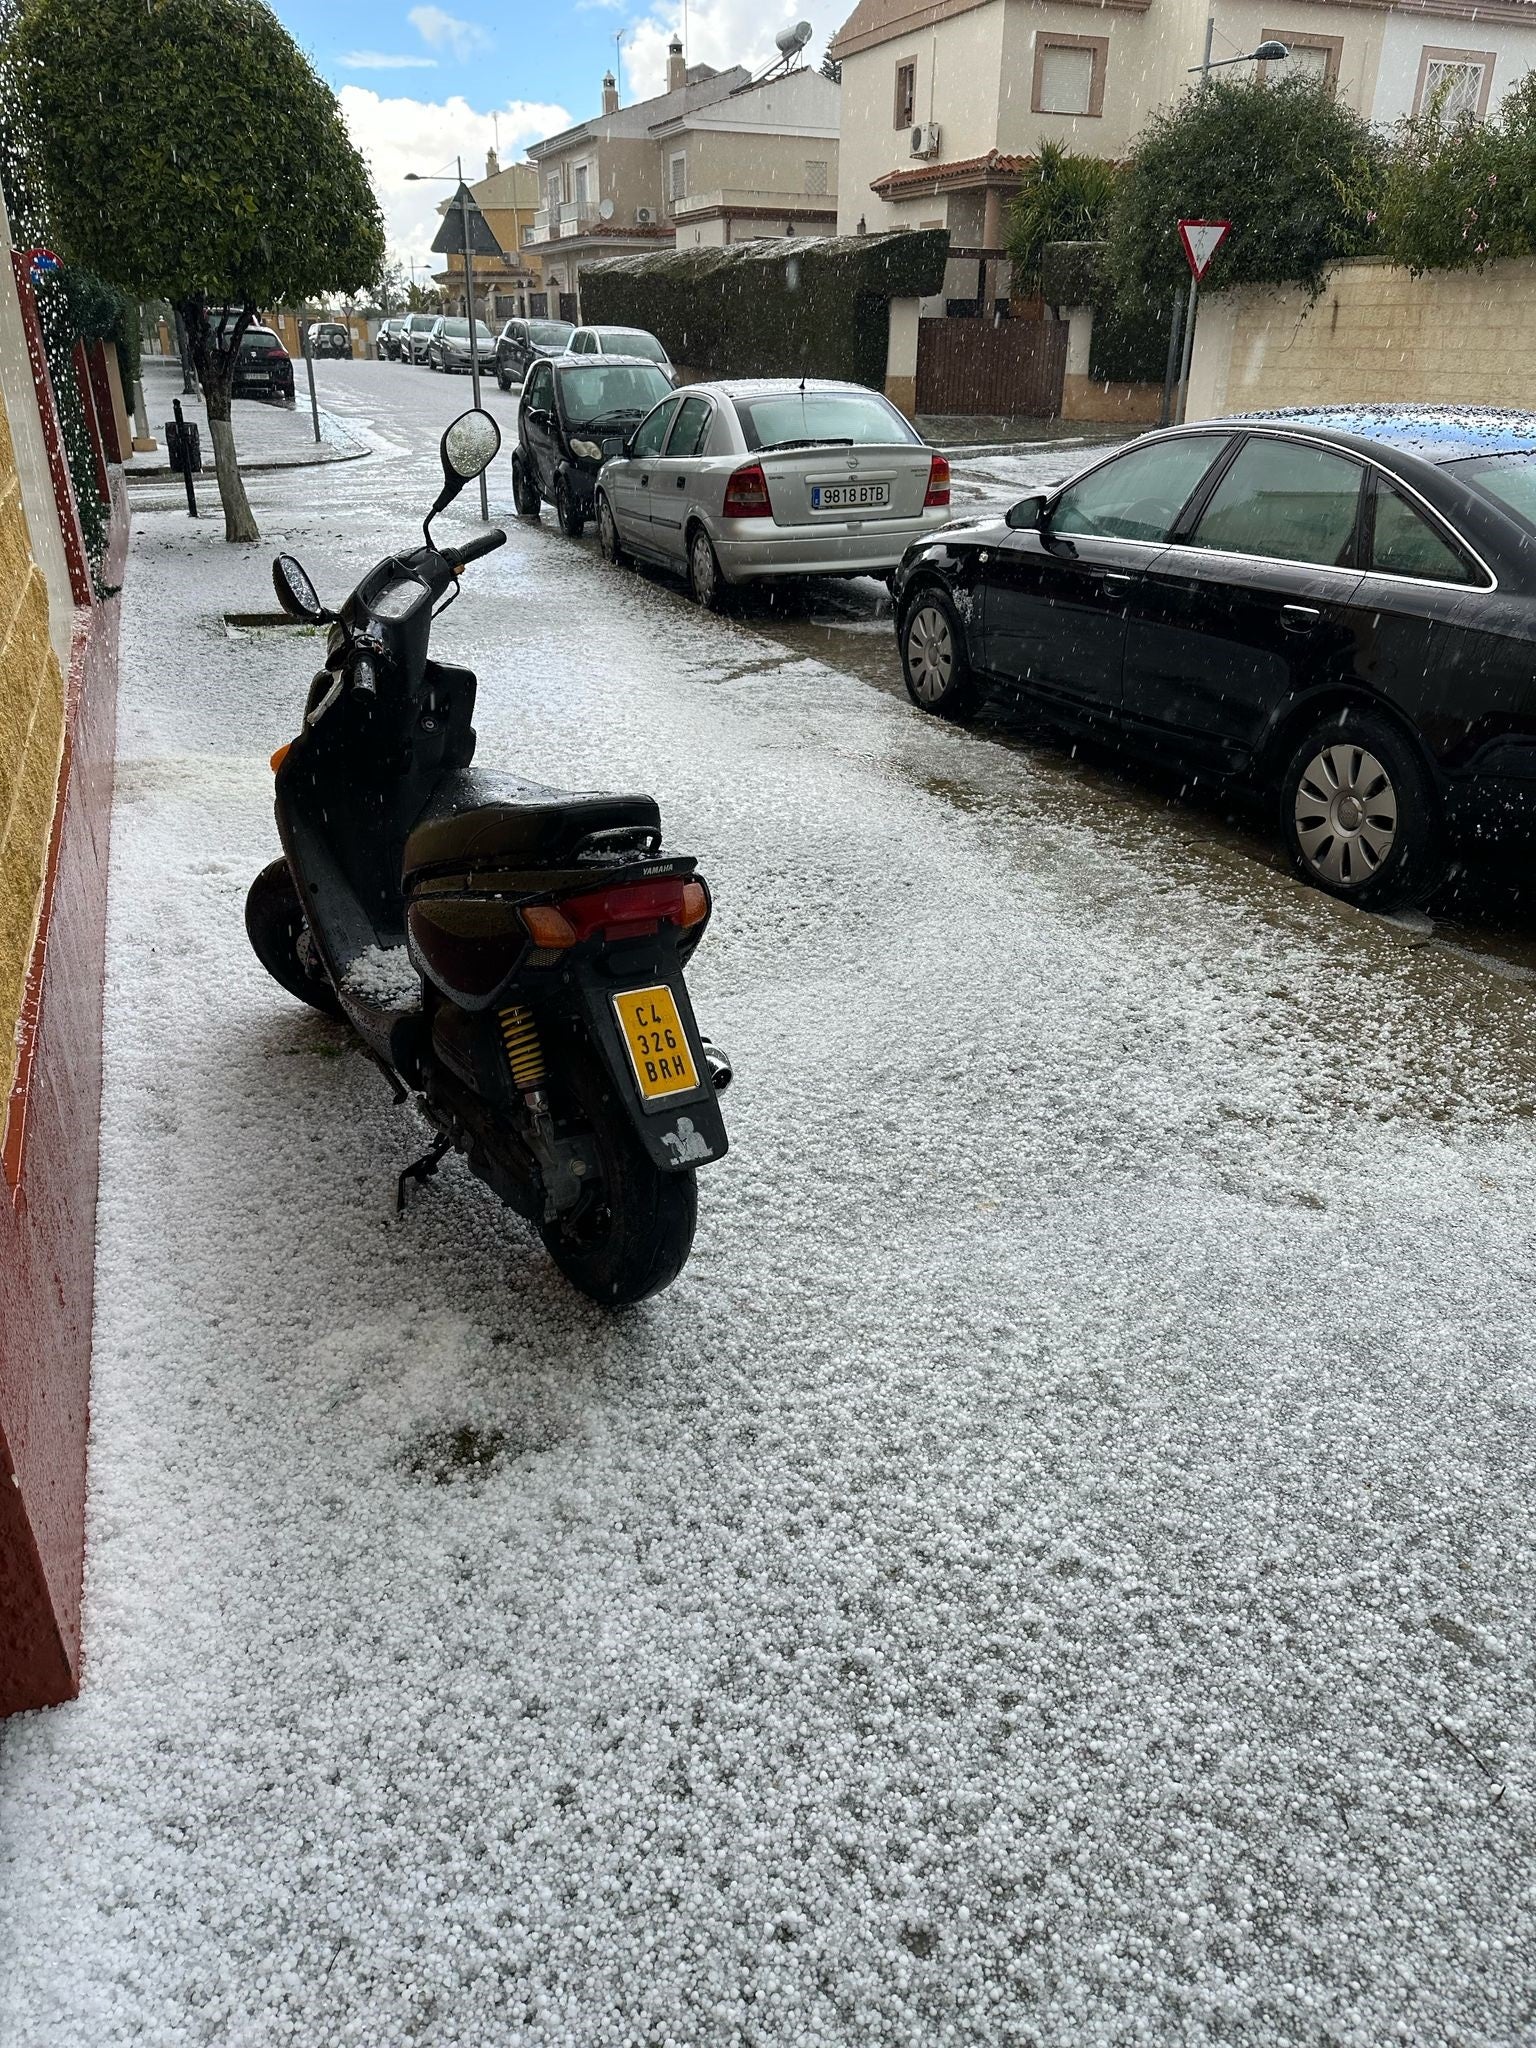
[450,528,507,569]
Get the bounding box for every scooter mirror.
[442,410,501,484]
[272,553,327,623]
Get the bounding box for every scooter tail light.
[924,452,951,509]
[679,880,709,928]
[522,876,700,949]
[722,462,772,519]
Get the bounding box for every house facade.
[829,0,1536,252]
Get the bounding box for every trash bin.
[165,417,202,473]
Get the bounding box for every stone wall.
[1188,257,1536,419]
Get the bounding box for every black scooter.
[245,409,730,1306]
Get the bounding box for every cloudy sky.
[270,0,829,271]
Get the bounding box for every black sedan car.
[894,407,1536,908]
[512,354,676,537]
[495,316,573,391]
[231,326,294,404]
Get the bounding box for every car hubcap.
[1294,743,1398,889]
[906,605,954,703]
[692,537,715,603]
[600,504,616,556]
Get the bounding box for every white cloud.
[338,87,571,271]
[407,6,491,61]
[341,50,440,70]
[621,0,821,98]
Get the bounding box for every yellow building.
[433,154,547,323]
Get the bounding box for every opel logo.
[847,455,859,470]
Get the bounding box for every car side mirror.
[621,434,637,459]
[272,553,329,624]
[1006,493,1049,531]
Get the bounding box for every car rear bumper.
[711,510,953,582]
[1445,746,1536,846]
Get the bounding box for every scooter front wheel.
[245,859,344,1020]
[539,1042,697,1306]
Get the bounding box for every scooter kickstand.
[397,1137,451,1215]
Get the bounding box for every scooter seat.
[402,770,662,879]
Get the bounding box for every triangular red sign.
[1178,219,1231,281]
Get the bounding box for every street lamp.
[1189,27,1288,72]
[406,156,491,518]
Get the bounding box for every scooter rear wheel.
[539,1041,697,1307]
[245,859,344,1020]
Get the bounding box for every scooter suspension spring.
[497,1004,547,1091]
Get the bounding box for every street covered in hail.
[4,362,1536,2045]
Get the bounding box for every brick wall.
[1188,257,1536,418]
[0,394,66,1105]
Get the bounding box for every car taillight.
[519,876,708,950]
[265,348,287,362]
[722,462,772,519]
[924,452,951,509]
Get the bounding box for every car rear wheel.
[597,491,626,567]
[512,454,541,519]
[1280,711,1446,909]
[900,590,979,722]
[554,477,586,538]
[497,372,511,392]
[687,528,727,612]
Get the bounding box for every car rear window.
[528,321,572,346]
[607,330,667,362]
[1447,451,1536,533]
[240,329,281,353]
[733,390,919,451]
[558,362,673,425]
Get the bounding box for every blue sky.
[269,0,824,268]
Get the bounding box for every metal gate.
[915,317,1068,417]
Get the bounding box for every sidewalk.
[130,358,369,478]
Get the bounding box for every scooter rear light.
[520,876,699,949]
[722,462,772,519]
[924,452,951,508]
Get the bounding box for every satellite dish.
[775,19,813,55]
[598,196,615,219]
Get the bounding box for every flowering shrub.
[1378,75,1536,273]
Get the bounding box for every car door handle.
[1099,571,1135,596]
[1281,603,1321,632]
[676,475,687,488]
[639,473,650,487]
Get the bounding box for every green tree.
[1006,144,1119,298]
[1106,73,1385,306]
[1378,73,1536,273]
[9,0,384,542]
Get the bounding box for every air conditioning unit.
[910,122,941,158]
[635,205,656,226]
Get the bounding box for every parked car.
[401,312,440,364]
[512,355,676,536]
[427,316,497,374]
[309,322,353,360]
[593,378,951,608]
[565,326,675,381]
[376,318,405,360]
[495,316,574,391]
[893,405,1536,909]
[231,325,294,404]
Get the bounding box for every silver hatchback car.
[593,378,952,607]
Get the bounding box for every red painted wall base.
[0,478,125,1717]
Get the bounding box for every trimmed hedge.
[579,231,950,387]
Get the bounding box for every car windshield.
[1446,450,1536,531]
[606,331,667,363]
[558,363,673,425]
[528,321,572,346]
[440,320,493,342]
[733,390,919,451]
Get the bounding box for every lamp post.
[406,157,490,518]
[1160,28,1289,424]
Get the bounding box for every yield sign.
[1178,219,1231,281]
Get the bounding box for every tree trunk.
[180,296,260,544]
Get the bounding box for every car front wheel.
[900,590,979,722]
[1280,711,1446,909]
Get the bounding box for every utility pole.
[458,154,489,520]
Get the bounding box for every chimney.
[667,37,686,91]
[602,70,619,114]
[486,146,500,177]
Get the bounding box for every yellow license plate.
[613,984,700,1101]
